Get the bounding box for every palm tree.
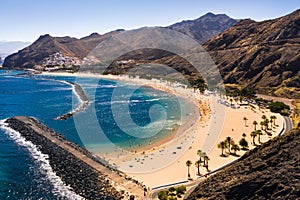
[201,152,207,161]
[225,137,234,154]
[231,143,240,155]
[203,155,210,169]
[243,117,248,127]
[260,121,265,130]
[242,133,247,138]
[265,119,270,130]
[195,160,201,175]
[250,131,257,145]
[262,115,267,120]
[217,141,227,156]
[186,160,192,179]
[271,115,277,125]
[230,98,234,107]
[239,96,243,103]
[256,130,263,143]
[270,119,273,129]
[197,149,203,163]
[253,121,258,131]
[239,138,249,150]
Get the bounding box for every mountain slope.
[168,12,237,44]
[187,129,300,199]
[3,30,124,68]
[203,9,300,98]
[3,13,236,69]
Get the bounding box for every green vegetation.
[239,138,249,150]
[195,160,201,175]
[231,143,240,155]
[190,77,207,93]
[217,141,227,156]
[158,190,168,200]
[158,186,187,200]
[250,131,257,145]
[243,117,248,127]
[269,101,290,115]
[225,87,256,98]
[253,120,258,130]
[218,136,244,157]
[225,136,234,154]
[186,160,192,179]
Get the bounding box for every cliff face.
[204,9,300,98]
[187,129,300,200]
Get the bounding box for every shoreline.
[4,116,145,199]
[38,71,285,189]
[40,72,203,156]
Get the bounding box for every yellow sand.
[41,72,284,189]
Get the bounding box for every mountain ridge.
[3,12,237,69]
[2,10,300,98]
[203,9,300,98]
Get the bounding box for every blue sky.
[1,0,299,41]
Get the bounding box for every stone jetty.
[5,116,145,199]
[55,81,90,120]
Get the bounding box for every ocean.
[0,70,193,199]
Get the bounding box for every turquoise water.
[0,70,192,199]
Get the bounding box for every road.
[284,116,293,133]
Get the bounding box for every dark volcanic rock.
[203,9,300,98]
[5,117,122,200]
[187,130,300,200]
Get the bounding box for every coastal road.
[284,116,293,133]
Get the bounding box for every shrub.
[158,191,168,200]
[269,101,290,114]
[176,185,186,195]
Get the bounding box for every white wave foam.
[0,120,84,200]
[54,80,90,120]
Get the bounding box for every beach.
[40,72,285,190]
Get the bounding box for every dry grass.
[292,99,300,128]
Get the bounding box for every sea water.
[0,70,194,198]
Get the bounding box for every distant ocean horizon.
[0,70,193,199]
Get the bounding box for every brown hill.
[187,129,300,200]
[203,9,300,98]
[3,13,236,69]
[3,30,124,68]
[168,12,237,44]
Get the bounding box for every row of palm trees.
[185,150,210,179]
[217,136,242,157]
[219,115,278,157]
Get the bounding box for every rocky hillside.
[3,30,124,68]
[169,12,237,44]
[204,9,300,98]
[187,129,300,200]
[3,13,236,69]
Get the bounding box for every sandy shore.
[40,72,285,190]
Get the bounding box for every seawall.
[5,116,145,199]
[55,81,90,120]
